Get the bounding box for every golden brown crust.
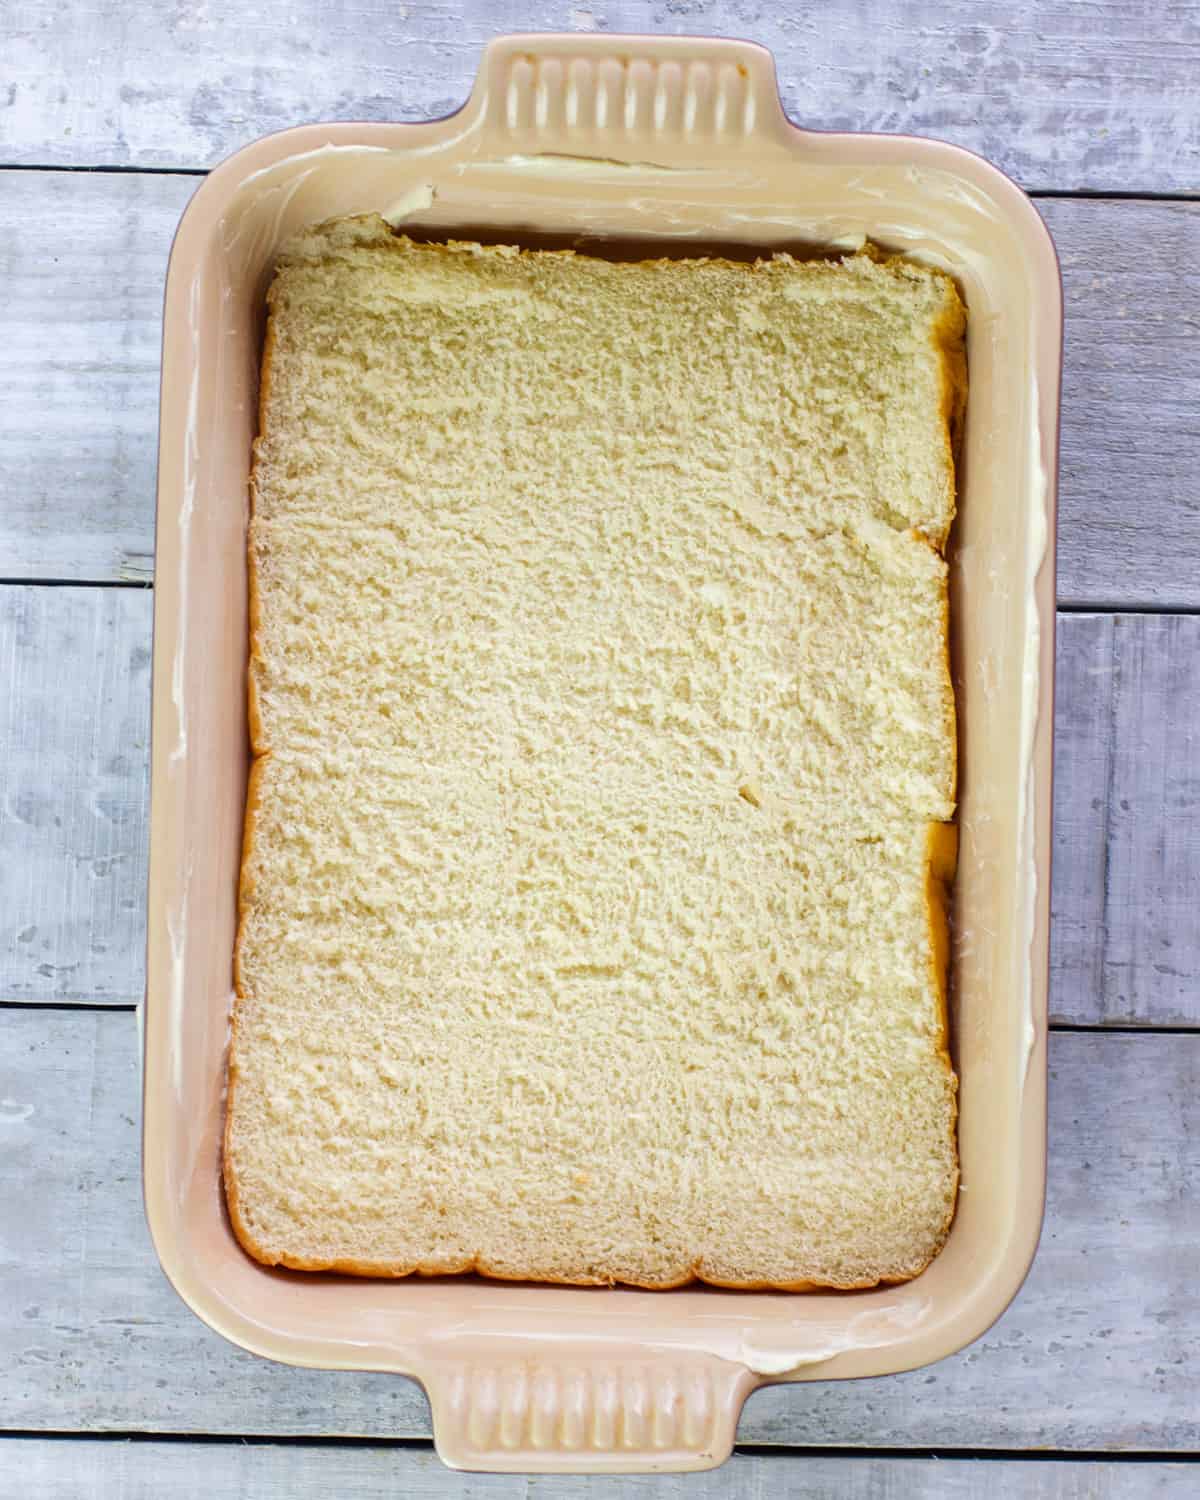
[925,816,961,1257]
[224,1234,941,1292]
[224,1217,933,1293]
[225,1236,918,1292]
[900,263,965,1274]
[935,283,970,511]
[224,307,277,1268]
[224,229,965,1293]
[897,258,962,1279]
[915,265,968,556]
[245,535,266,758]
[926,274,966,1261]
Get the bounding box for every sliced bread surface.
[226,217,965,1289]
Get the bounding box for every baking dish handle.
[472,32,793,157]
[424,1346,758,1473]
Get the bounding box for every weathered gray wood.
[4,1439,1196,1499]
[1050,197,1200,609]
[3,175,1199,605]
[0,587,152,1003]
[2,1011,1196,1448]
[3,0,1199,190]
[0,169,196,583]
[5,592,1199,1025]
[1051,613,1200,1025]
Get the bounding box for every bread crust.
[224,227,965,1292]
[223,308,274,1263]
[924,268,967,1264]
[222,1233,935,1294]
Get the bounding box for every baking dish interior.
[146,39,1057,1399]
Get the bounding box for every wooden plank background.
[5,600,1199,1026]
[0,588,151,1004]
[6,1439,1199,1499]
[1,0,1197,1491]
[4,1011,1197,1449]
[4,1,1199,191]
[2,176,1198,604]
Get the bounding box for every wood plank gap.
[10,588,1197,612]
[0,1432,436,1450]
[733,1449,1200,1465]
[1049,1022,1200,1037]
[0,579,154,590]
[1057,603,1200,617]
[5,161,1200,208]
[0,163,207,178]
[3,163,1199,207]
[1030,188,1200,204]
[2,1432,1197,1465]
[8,1010,1190,1029]
[0,999,138,1014]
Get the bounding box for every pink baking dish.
[145,33,1060,1474]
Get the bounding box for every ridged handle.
[425,1349,756,1473]
[474,33,791,157]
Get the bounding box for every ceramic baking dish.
[145,32,1060,1474]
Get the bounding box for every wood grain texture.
[3,0,1199,190]
[4,5,1194,1481]
[4,595,1198,1024]
[2,1011,1196,1447]
[1052,613,1200,1025]
[1051,197,1200,609]
[0,169,196,583]
[3,175,1199,603]
[7,595,1198,1025]
[0,587,151,1003]
[5,1440,1198,1499]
